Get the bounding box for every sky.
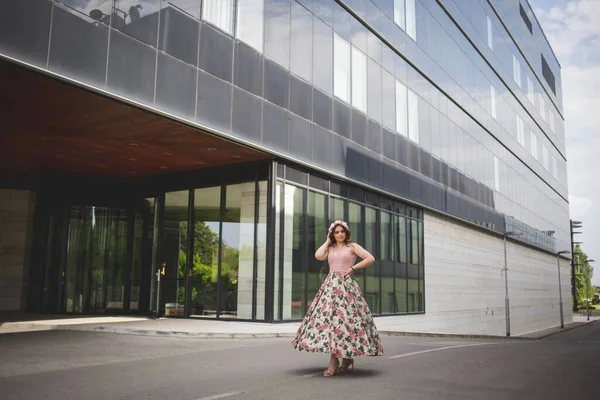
[528,0,600,284]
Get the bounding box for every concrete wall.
[0,189,36,311]
[380,211,572,336]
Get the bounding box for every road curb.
[379,330,533,340]
[56,324,298,339]
[380,320,599,341]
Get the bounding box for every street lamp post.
[570,220,583,311]
[556,250,570,328]
[503,231,522,337]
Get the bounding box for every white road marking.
[196,391,244,400]
[389,343,496,359]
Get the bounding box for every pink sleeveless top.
[327,244,357,273]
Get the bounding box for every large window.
[512,54,521,89]
[541,54,557,95]
[202,0,234,35]
[352,47,368,113]
[490,85,497,120]
[156,165,268,321]
[334,33,352,103]
[307,191,327,314]
[539,93,547,121]
[405,0,416,41]
[487,16,493,50]
[516,114,525,147]
[396,80,408,137]
[394,0,416,41]
[189,187,221,318]
[275,165,425,321]
[236,0,264,52]
[394,0,406,31]
[527,76,535,104]
[530,131,538,160]
[408,89,419,143]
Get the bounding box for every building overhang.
[0,58,272,189]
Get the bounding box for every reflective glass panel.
[202,0,234,34]
[334,33,351,103]
[237,0,264,52]
[307,192,327,311]
[189,187,221,318]
[220,182,257,319]
[352,47,368,113]
[161,191,190,318]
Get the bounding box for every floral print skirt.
[291,272,384,358]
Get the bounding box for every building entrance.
[27,163,271,319]
[32,198,155,315]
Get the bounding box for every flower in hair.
[328,220,350,232]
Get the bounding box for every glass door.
[38,200,154,315]
[62,206,130,313]
[159,191,190,317]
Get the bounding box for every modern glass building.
[0,0,571,334]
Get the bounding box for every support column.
[0,189,36,311]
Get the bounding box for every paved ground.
[1,320,599,400]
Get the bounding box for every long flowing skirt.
[291,272,384,358]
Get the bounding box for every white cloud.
[568,195,593,217]
[532,0,600,284]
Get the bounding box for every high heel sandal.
[323,357,340,377]
[337,358,354,374]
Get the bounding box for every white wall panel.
[376,211,573,336]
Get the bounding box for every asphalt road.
[1,322,599,400]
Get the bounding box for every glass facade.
[27,164,269,320]
[274,165,424,320]
[3,0,567,319]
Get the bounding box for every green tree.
[178,221,220,310]
[573,244,594,308]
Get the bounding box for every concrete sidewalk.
[2,312,598,339]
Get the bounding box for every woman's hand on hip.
[346,267,355,278]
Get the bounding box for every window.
[519,3,533,34]
[237,0,264,52]
[539,93,546,121]
[487,16,493,50]
[490,85,497,120]
[542,145,549,170]
[408,89,419,143]
[352,47,368,113]
[202,0,234,35]
[552,156,558,179]
[527,76,534,104]
[406,0,417,41]
[541,54,557,95]
[493,156,500,192]
[334,33,351,103]
[530,131,538,160]
[549,111,555,133]
[512,54,521,88]
[394,0,406,31]
[516,114,525,147]
[396,80,408,137]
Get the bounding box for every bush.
[579,304,596,310]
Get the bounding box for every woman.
[292,220,384,377]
